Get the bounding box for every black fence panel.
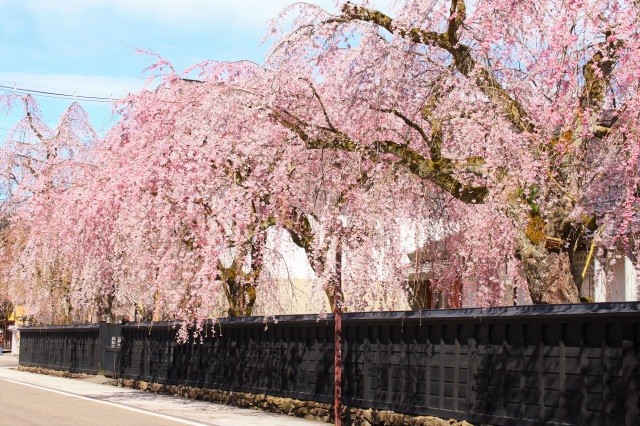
[19,324,100,374]
[17,302,640,425]
[119,318,336,403]
[339,303,640,425]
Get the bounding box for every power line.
[0,84,119,103]
[0,79,129,97]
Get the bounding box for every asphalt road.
[0,379,184,426]
[0,356,318,426]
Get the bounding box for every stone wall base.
[118,378,472,426]
[18,365,92,380]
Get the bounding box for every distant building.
[407,243,637,307]
[571,249,637,302]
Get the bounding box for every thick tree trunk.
[406,279,434,310]
[219,235,262,317]
[406,278,462,310]
[284,211,343,311]
[518,236,580,304]
[96,293,115,322]
[225,279,256,317]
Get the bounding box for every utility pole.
[334,224,343,426]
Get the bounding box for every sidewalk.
[0,354,18,368]
[0,356,320,425]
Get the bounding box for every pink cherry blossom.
[2,0,640,324]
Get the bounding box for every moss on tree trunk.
[518,234,580,304]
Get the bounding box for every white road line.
[0,376,209,426]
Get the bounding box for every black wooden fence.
[19,324,100,374]
[18,302,640,425]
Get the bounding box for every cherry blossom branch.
[303,78,338,133]
[283,206,329,276]
[276,111,487,203]
[580,33,623,111]
[340,1,534,133]
[373,107,440,159]
[23,100,49,144]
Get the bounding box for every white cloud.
[110,0,340,28]
[25,0,339,31]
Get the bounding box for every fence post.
[98,320,107,375]
[334,229,343,426]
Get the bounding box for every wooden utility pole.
[334,228,343,426]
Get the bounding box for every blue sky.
[0,0,342,138]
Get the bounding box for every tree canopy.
[2,0,639,323]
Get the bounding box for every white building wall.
[591,253,637,302]
[624,256,637,301]
[609,256,627,302]
[593,258,607,302]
